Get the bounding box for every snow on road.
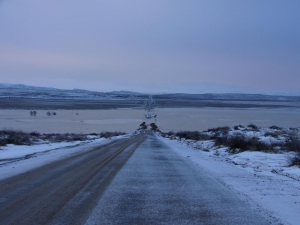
[0,135,130,181]
[86,134,269,225]
[1,131,299,224]
[159,135,300,225]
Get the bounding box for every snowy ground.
[1,128,299,224]
[0,134,130,181]
[1,108,300,133]
[158,135,300,225]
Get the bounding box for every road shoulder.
[158,135,300,225]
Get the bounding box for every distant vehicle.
[144,95,156,119]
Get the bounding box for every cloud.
[0,1,300,93]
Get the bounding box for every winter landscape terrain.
[2,0,299,223]
[0,83,299,224]
[0,126,299,224]
[1,83,300,109]
[158,130,300,225]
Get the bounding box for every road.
[0,134,269,225]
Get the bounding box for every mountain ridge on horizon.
[1,83,299,109]
[1,82,299,97]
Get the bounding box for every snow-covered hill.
[0,83,299,109]
[0,83,143,100]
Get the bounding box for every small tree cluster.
[150,123,158,131]
[30,111,37,116]
[139,122,147,130]
[47,112,57,116]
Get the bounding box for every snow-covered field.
[1,108,300,133]
[158,129,300,225]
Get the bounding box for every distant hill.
[0,83,299,109]
[0,83,143,99]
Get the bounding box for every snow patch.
[0,134,130,181]
[158,134,300,225]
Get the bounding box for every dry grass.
[164,125,300,162]
[0,129,126,146]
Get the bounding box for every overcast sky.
[0,1,299,94]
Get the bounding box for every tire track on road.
[0,134,146,225]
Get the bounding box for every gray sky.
[0,0,299,94]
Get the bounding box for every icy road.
[0,134,268,225]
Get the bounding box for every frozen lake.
[0,108,299,133]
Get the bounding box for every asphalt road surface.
[0,134,269,225]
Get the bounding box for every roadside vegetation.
[161,125,300,167]
[0,129,126,147]
[138,122,160,132]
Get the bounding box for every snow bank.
[0,134,130,181]
[159,135,300,225]
[0,141,85,161]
